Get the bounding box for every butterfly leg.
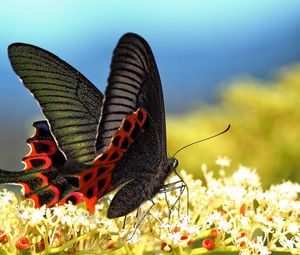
[126,199,155,241]
[122,215,127,229]
[159,180,187,218]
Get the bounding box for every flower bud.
[202,238,215,250]
[0,230,8,243]
[16,237,30,250]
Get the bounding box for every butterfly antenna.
[171,124,231,159]
[170,124,230,216]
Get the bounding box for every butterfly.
[0,33,179,218]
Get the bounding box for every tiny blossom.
[288,223,299,235]
[206,211,222,226]
[232,166,260,187]
[51,206,65,218]
[215,156,231,167]
[152,209,162,219]
[168,232,182,245]
[18,208,30,220]
[31,207,46,224]
[218,219,232,232]
[61,214,73,225]
[126,228,141,244]
[1,190,15,203]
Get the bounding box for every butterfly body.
[0,33,178,217]
[108,157,178,218]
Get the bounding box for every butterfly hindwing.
[23,172,83,208]
[23,121,66,171]
[0,121,83,208]
[8,44,104,165]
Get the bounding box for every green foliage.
[167,64,300,187]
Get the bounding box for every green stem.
[43,230,98,254]
[67,249,112,255]
[44,224,50,253]
[198,230,211,239]
[271,247,294,253]
[0,247,13,255]
[124,244,134,255]
[223,237,233,245]
[135,236,148,255]
[190,246,239,255]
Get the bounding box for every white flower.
[233,166,260,187]
[240,216,251,229]
[215,156,231,167]
[240,248,251,255]
[206,211,222,226]
[64,203,77,213]
[31,208,46,224]
[187,225,200,235]
[61,215,72,225]
[218,220,232,232]
[51,206,65,218]
[288,223,299,235]
[259,246,271,255]
[17,206,30,221]
[126,228,140,244]
[152,209,162,219]
[168,232,181,245]
[256,213,269,225]
[1,190,15,203]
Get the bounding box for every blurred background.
[0,0,300,187]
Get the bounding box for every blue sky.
[1,0,300,114]
[0,0,300,169]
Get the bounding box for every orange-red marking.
[77,108,149,213]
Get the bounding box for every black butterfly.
[0,33,178,218]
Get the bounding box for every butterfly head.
[166,157,178,177]
[170,157,178,170]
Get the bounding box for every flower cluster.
[0,157,299,254]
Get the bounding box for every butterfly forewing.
[96,33,166,158]
[8,44,104,164]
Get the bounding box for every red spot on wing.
[16,122,82,209]
[18,172,50,197]
[59,192,84,206]
[84,196,97,214]
[18,182,31,195]
[22,155,53,171]
[25,185,60,208]
[77,108,149,213]
[22,123,65,171]
[45,185,60,207]
[28,193,41,208]
[35,173,49,187]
